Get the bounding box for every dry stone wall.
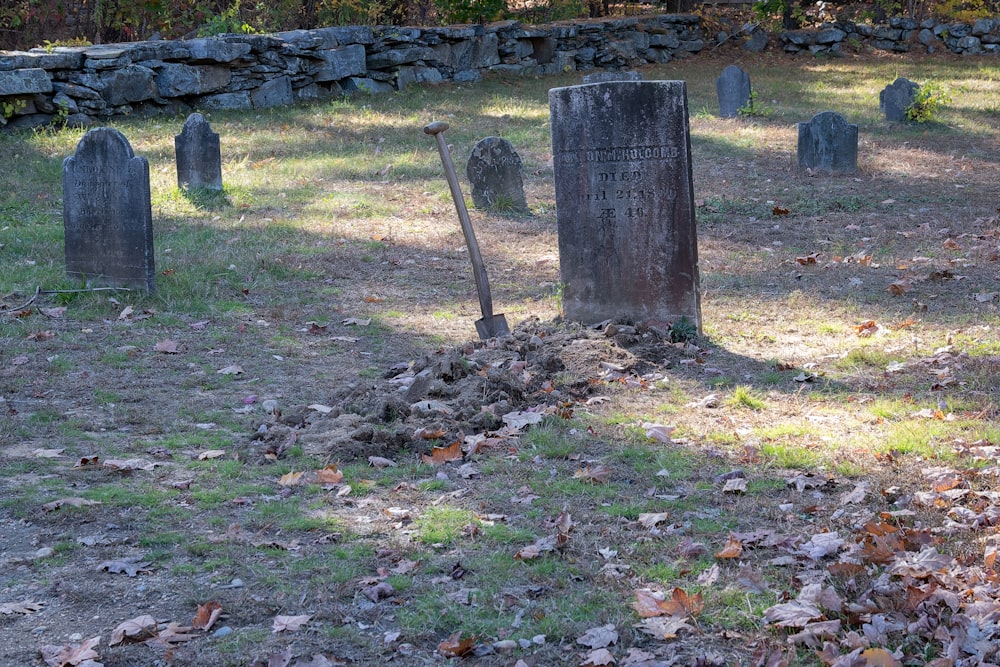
[0,16,703,129]
[2,13,999,129]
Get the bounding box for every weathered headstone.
[63,127,155,292]
[797,110,858,174]
[175,113,222,191]
[466,137,528,214]
[716,64,751,118]
[581,70,643,84]
[549,80,701,329]
[880,77,919,121]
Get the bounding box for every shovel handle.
[423,120,495,321]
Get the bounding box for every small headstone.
[466,137,528,214]
[880,77,919,121]
[716,65,751,118]
[549,80,701,329]
[581,70,643,84]
[175,113,222,191]
[743,27,770,52]
[63,127,155,292]
[797,111,858,174]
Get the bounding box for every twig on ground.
[1,286,40,314]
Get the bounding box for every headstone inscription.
[796,110,858,175]
[581,71,643,84]
[879,77,919,122]
[466,137,529,214]
[716,64,751,118]
[549,80,701,329]
[63,127,155,292]
[175,113,223,191]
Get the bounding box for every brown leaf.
[860,648,902,667]
[438,632,476,658]
[155,339,181,353]
[413,426,447,440]
[145,622,197,648]
[887,280,909,295]
[314,465,344,485]
[795,252,820,265]
[40,636,101,667]
[198,449,226,460]
[368,456,397,468]
[192,601,223,631]
[110,615,158,645]
[99,558,152,577]
[42,497,102,512]
[637,512,669,529]
[574,464,612,484]
[715,533,744,559]
[273,614,312,633]
[421,440,463,465]
[763,598,823,628]
[27,330,56,341]
[279,471,305,486]
[576,623,618,649]
[306,321,328,334]
[772,206,790,216]
[635,615,692,640]
[74,455,100,468]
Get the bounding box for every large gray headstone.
[466,137,528,214]
[549,80,701,329]
[797,111,858,175]
[175,113,223,191]
[63,128,155,292]
[716,65,751,118]
[880,77,919,122]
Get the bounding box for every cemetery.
[0,15,999,666]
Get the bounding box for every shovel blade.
[475,314,510,340]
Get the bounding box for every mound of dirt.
[250,318,703,463]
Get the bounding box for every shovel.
[423,120,510,339]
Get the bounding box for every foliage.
[1,98,27,119]
[432,0,504,24]
[198,0,259,36]
[906,81,952,122]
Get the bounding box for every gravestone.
[581,70,643,84]
[880,77,919,122]
[549,80,701,329]
[63,127,155,292]
[716,64,751,118]
[175,112,223,191]
[466,137,528,214]
[797,111,858,174]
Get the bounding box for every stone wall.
[778,16,1000,55]
[1,13,998,129]
[0,16,703,129]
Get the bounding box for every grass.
[0,53,998,667]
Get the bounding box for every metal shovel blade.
[475,313,510,340]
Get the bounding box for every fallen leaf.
[577,623,619,649]
[279,471,305,486]
[192,601,223,631]
[637,512,669,529]
[581,647,616,666]
[795,252,820,265]
[860,648,902,667]
[42,497,102,512]
[74,455,100,468]
[421,440,463,465]
[636,615,692,640]
[33,448,65,458]
[314,465,344,485]
[198,449,226,460]
[145,622,197,648]
[574,464,612,484]
[0,600,44,615]
[217,364,243,375]
[342,317,371,326]
[103,458,156,472]
[503,410,545,430]
[414,426,447,440]
[110,615,158,644]
[642,423,675,443]
[40,636,101,667]
[305,321,328,334]
[887,280,909,295]
[722,478,748,494]
[368,456,397,468]
[273,614,312,633]
[155,339,181,353]
[99,558,153,577]
[40,307,67,318]
[438,632,476,657]
[715,533,744,559]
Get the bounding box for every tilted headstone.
[175,113,223,191]
[880,77,919,122]
[716,64,751,118]
[466,137,528,214]
[63,127,155,292]
[549,80,701,329]
[797,110,858,175]
[581,70,643,84]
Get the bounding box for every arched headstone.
[466,137,529,214]
[880,77,919,122]
[63,128,155,292]
[716,65,751,118]
[175,113,223,191]
[797,111,858,175]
